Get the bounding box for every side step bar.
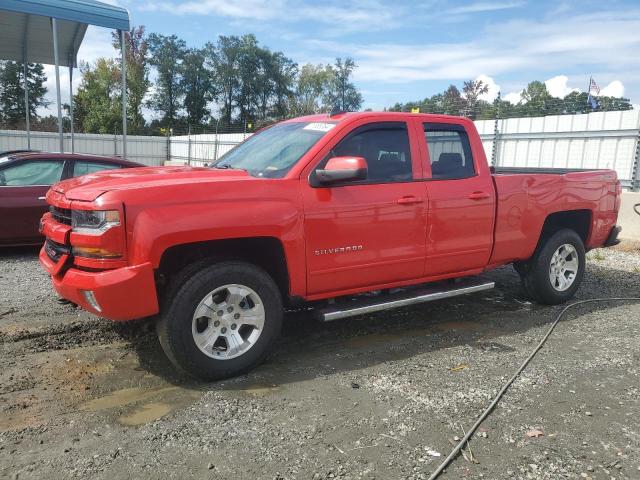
[316,277,495,322]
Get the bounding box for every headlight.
[71,210,120,234]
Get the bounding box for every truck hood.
[53,166,251,201]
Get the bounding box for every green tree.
[291,63,334,115]
[463,79,489,119]
[0,61,48,127]
[147,33,187,126]
[208,35,242,126]
[112,26,150,133]
[181,48,214,125]
[519,81,555,116]
[73,58,122,134]
[267,51,297,120]
[442,85,463,115]
[326,57,363,111]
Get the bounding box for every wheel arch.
[156,237,290,301]
[537,209,592,248]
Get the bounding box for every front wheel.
[157,261,283,381]
[521,229,585,305]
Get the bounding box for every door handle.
[468,191,490,200]
[38,196,46,200]
[397,195,423,205]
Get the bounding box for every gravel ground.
[1,245,639,480]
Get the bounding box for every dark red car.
[0,152,143,246]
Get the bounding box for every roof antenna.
[330,105,347,117]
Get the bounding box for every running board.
[316,277,495,322]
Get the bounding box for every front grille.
[44,239,71,263]
[50,206,72,225]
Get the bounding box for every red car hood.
[52,166,251,201]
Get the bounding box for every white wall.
[0,130,167,166]
[475,110,640,186]
[168,133,248,166]
[2,110,639,186]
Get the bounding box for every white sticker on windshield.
[303,122,336,132]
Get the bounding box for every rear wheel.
[520,229,585,305]
[157,261,283,381]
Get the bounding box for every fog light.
[81,290,102,312]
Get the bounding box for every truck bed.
[488,167,619,267]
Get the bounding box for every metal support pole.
[214,118,220,161]
[187,124,192,165]
[22,18,31,150]
[68,64,74,153]
[491,90,502,167]
[120,29,127,158]
[51,18,64,153]
[632,113,640,192]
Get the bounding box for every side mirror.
[315,156,368,185]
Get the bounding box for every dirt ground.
[1,245,639,480]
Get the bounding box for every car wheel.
[157,261,283,381]
[522,228,585,305]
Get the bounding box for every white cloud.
[310,9,640,91]
[600,80,625,97]
[141,0,404,32]
[444,1,526,15]
[475,74,500,102]
[503,91,522,104]
[544,75,580,98]
[39,26,117,117]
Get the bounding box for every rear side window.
[424,124,475,180]
[0,160,65,186]
[324,122,412,183]
[74,161,122,176]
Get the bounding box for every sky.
[41,0,640,117]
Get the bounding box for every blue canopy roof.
[0,0,130,66]
[1,0,130,31]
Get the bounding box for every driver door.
[301,120,427,296]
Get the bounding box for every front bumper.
[603,225,622,247]
[39,247,159,321]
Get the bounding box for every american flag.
[589,77,601,95]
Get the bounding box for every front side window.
[424,124,475,180]
[74,161,122,176]
[212,121,336,178]
[320,122,413,183]
[0,160,65,186]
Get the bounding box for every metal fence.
[168,132,249,166]
[475,109,640,189]
[2,110,639,189]
[0,129,167,166]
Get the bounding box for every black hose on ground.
[427,297,640,480]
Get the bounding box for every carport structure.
[0,0,130,157]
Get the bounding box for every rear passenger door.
[421,122,495,276]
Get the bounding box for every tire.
[157,260,283,381]
[521,228,585,305]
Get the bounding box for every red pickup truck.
[39,112,621,380]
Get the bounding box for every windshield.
[212,121,336,178]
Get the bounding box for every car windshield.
[211,121,336,178]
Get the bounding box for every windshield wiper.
[212,163,247,172]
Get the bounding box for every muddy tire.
[157,261,283,381]
[521,229,585,305]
